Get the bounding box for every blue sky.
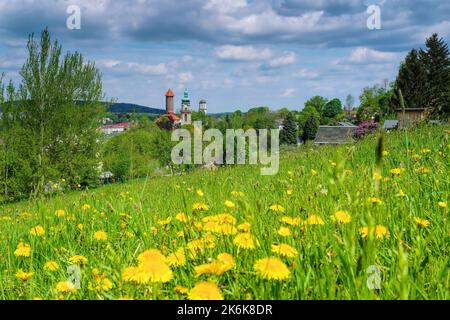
[0,0,449,113]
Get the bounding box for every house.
[314,125,357,145]
[100,122,130,136]
[383,120,399,131]
[397,108,426,128]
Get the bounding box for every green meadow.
[0,125,448,300]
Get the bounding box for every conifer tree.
[280,112,298,145]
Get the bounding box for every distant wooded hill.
[106,103,165,115]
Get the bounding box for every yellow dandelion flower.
[55,209,65,217]
[55,281,77,293]
[192,202,209,212]
[438,201,447,208]
[418,167,430,174]
[175,212,188,223]
[150,226,158,235]
[196,189,204,197]
[175,285,189,295]
[414,217,430,228]
[280,216,301,226]
[176,231,185,238]
[166,248,186,267]
[233,233,259,250]
[237,222,251,232]
[188,281,223,300]
[15,269,34,281]
[157,217,172,226]
[138,249,166,264]
[277,226,291,237]
[77,224,84,231]
[286,189,293,195]
[373,172,383,181]
[82,204,91,210]
[368,197,382,204]
[310,169,318,176]
[254,257,291,280]
[307,215,325,225]
[390,167,404,175]
[231,191,245,197]
[331,211,351,224]
[44,261,59,272]
[270,204,285,213]
[194,253,235,276]
[14,242,31,257]
[397,190,405,197]
[224,200,235,209]
[382,150,389,156]
[29,225,45,237]
[359,225,389,239]
[93,231,108,241]
[69,255,88,264]
[271,244,298,258]
[420,148,431,154]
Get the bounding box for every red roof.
[157,113,180,121]
[101,122,130,129]
[165,89,174,97]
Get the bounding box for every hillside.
[0,125,448,300]
[107,102,165,115]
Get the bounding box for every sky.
[0,0,449,113]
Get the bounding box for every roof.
[314,126,356,144]
[165,89,174,97]
[101,122,129,129]
[157,113,180,121]
[199,99,207,104]
[383,120,399,130]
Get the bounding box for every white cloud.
[97,59,121,68]
[178,72,194,83]
[268,52,297,67]
[127,62,167,75]
[346,47,400,64]
[203,0,247,14]
[281,88,295,97]
[214,45,273,61]
[293,68,320,79]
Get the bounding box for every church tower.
[199,99,207,115]
[180,89,192,125]
[165,89,174,114]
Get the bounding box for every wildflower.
[82,204,91,210]
[269,204,285,213]
[414,217,430,228]
[14,242,31,257]
[150,226,158,235]
[55,281,78,293]
[29,225,45,237]
[233,233,259,250]
[224,200,235,209]
[44,261,59,272]
[166,248,186,267]
[123,249,173,284]
[397,190,405,197]
[176,212,188,223]
[188,281,223,300]
[98,278,113,291]
[382,150,389,156]
[280,216,301,226]
[194,253,235,276]
[438,202,447,208]
[286,189,293,195]
[271,244,298,258]
[192,202,209,212]
[277,227,291,237]
[196,189,204,197]
[368,197,382,204]
[77,224,84,231]
[310,169,318,176]
[307,215,325,225]
[231,191,244,197]
[158,217,172,226]
[254,257,291,280]
[237,222,251,233]
[175,285,189,295]
[420,148,431,154]
[93,231,108,241]
[373,172,383,181]
[55,209,65,217]
[331,211,351,224]
[418,167,430,174]
[359,225,389,239]
[287,171,294,176]
[15,269,34,281]
[390,168,404,175]
[138,249,166,265]
[69,255,88,264]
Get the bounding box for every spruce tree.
[421,33,450,118]
[302,115,319,142]
[280,112,298,145]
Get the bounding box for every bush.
[353,120,379,139]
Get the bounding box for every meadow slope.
[0,125,449,300]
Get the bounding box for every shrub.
[353,120,379,139]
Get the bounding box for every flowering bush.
[353,120,379,139]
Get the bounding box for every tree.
[421,33,450,118]
[394,49,428,110]
[302,115,319,142]
[1,28,105,202]
[345,94,355,111]
[322,98,343,123]
[304,96,328,115]
[280,112,298,145]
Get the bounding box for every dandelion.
[55,209,65,217]
[157,217,172,226]
[307,215,325,225]
[414,217,430,228]
[69,255,88,264]
[196,189,204,197]
[359,225,389,239]
[271,244,298,258]
[420,148,431,154]
[138,249,166,264]
[123,249,173,284]
[82,204,91,210]
[192,202,209,212]
[382,150,389,156]
[44,261,59,272]
[280,216,302,226]
[29,225,45,236]
[188,281,223,300]
[15,269,34,281]
[175,285,189,295]
[397,190,405,197]
[277,227,291,237]
[14,242,31,257]
[194,253,235,276]
[231,191,244,197]
[55,281,78,293]
[237,222,251,233]
[270,204,285,213]
[390,168,404,175]
[286,189,293,195]
[175,212,188,223]
[331,211,351,224]
[150,226,158,235]
[418,167,430,174]
[310,169,318,176]
[93,231,108,241]
[166,248,186,267]
[224,200,235,209]
[77,224,84,231]
[254,257,291,280]
[438,202,447,208]
[368,197,382,204]
[233,233,259,250]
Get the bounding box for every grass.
[0,124,449,300]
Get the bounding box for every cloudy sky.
[0,0,449,113]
